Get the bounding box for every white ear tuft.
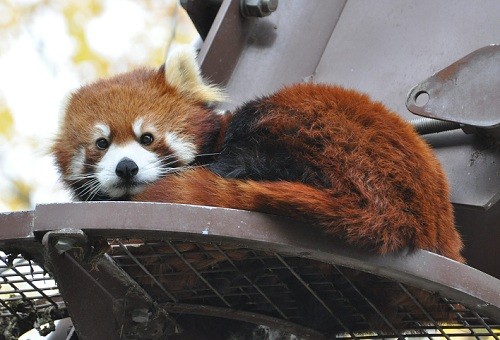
[164,47,225,105]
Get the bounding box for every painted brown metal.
[162,303,326,339]
[0,210,33,241]
[198,0,252,87]
[32,202,500,323]
[1,202,500,337]
[405,45,500,210]
[201,0,347,111]
[41,230,119,340]
[41,229,174,340]
[312,0,500,122]
[1,0,500,337]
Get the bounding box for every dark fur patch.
[209,100,331,187]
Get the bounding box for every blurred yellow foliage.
[0,104,13,138]
[62,1,109,75]
[0,0,198,212]
[4,179,33,211]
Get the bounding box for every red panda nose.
[115,158,139,180]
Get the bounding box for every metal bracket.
[181,0,279,40]
[406,45,500,139]
[41,229,177,339]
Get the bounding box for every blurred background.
[0,0,198,212]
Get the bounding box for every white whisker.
[87,182,104,201]
[77,179,100,198]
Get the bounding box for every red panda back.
[136,83,462,262]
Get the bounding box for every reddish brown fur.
[54,66,465,336]
[52,68,219,180]
[135,84,463,262]
[53,68,463,261]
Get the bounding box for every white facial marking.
[132,118,157,139]
[67,147,85,180]
[94,123,110,139]
[132,118,144,139]
[96,141,161,198]
[165,132,197,165]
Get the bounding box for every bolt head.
[131,308,150,323]
[54,238,76,254]
[241,0,278,18]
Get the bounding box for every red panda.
[52,49,463,262]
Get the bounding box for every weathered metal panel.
[313,0,500,120]
[406,45,500,129]
[0,210,33,241]
[202,0,347,111]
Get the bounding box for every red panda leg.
[134,168,463,261]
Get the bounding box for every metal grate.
[109,239,500,339]
[0,240,499,339]
[0,253,66,338]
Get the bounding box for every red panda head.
[52,49,225,201]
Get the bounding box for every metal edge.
[198,0,250,86]
[0,210,35,242]
[163,302,326,339]
[32,202,500,323]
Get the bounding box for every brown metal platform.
[1,1,499,338]
[1,203,499,339]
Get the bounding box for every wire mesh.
[109,239,500,339]
[0,253,66,338]
[0,240,499,339]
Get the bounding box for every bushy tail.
[135,168,463,261]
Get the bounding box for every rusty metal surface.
[407,45,500,129]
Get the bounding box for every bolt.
[241,0,278,18]
[54,238,76,254]
[410,118,460,135]
[131,308,150,323]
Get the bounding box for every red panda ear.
[163,48,225,105]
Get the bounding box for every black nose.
[115,158,139,180]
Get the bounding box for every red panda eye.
[140,133,154,146]
[96,138,109,150]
